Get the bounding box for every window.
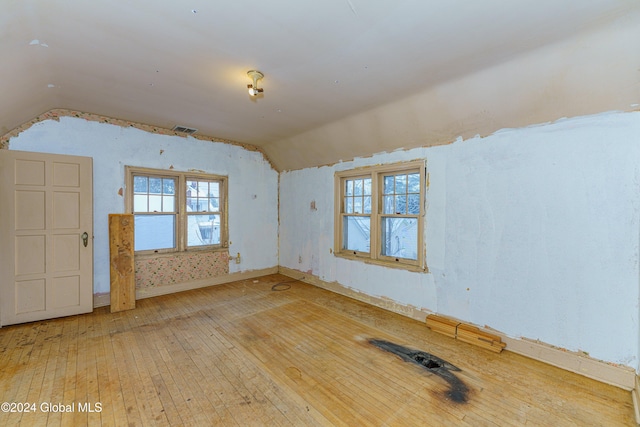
[335,161,425,270]
[126,166,228,254]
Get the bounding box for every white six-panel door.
[0,150,93,326]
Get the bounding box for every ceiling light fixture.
[247,70,264,96]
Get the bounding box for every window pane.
[187,182,196,195]
[354,179,363,196]
[395,195,407,214]
[354,197,362,213]
[149,195,162,212]
[186,197,196,212]
[395,174,407,194]
[134,214,175,251]
[149,177,162,194]
[383,195,394,214]
[134,176,148,193]
[363,178,372,195]
[133,195,147,212]
[188,214,220,246]
[381,217,417,260]
[384,176,394,194]
[363,195,371,214]
[209,182,219,198]
[408,173,420,193]
[345,180,353,196]
[187,179,218,213]
[408,194,420,214]
[345,197,353,213]
[163,178,175,195]
[343,216,370,253]
[162,195,175,212]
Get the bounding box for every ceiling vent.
[172,125,198,135]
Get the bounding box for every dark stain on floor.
[369,339,469,403]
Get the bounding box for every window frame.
[125,166,228,255]
[334,160,426,271]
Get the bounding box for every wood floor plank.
[231,300,470,426]
[31,320,64,427]
[101,315,131,426]
[0,273,635,426]
[170,301,279,425]
[114,309,160,427]
[92,308,116,427]
[124,311,174,426]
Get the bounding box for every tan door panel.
[0,150,93,326]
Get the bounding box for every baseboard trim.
[94,292,110,308]
[502,335,635,390]
[278,266,637,391]
[93,266,278,308]
[278,266,430,322]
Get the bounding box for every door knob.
[81,232,89,247]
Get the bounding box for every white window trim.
[334,160,427,272]
[125,166,229,255]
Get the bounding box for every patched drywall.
[279,111,640,371]
[7,116,279,294]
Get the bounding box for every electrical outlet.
[235,252,241,264]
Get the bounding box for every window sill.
[134,246,229,259]
[334,252,428,273]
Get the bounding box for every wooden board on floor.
[109,214,135,313]
[426,314,460,338]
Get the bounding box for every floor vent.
[172,125,198,135]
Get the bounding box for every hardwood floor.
[0,274,635,426]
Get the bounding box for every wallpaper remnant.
[135,250,229,288]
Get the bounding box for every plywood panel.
[109,214,135,313]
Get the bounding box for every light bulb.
[248,87,256,96]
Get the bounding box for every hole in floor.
[425,359,441,369]
[369,339,469,403]
[412,353,441,369]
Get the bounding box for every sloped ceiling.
[2,0,639,170]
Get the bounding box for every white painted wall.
[279,111,640,371]
[8,117,279,294]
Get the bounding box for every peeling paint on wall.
[279,111,640,371]
[7,116,279,294]
[0,109,276,170]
